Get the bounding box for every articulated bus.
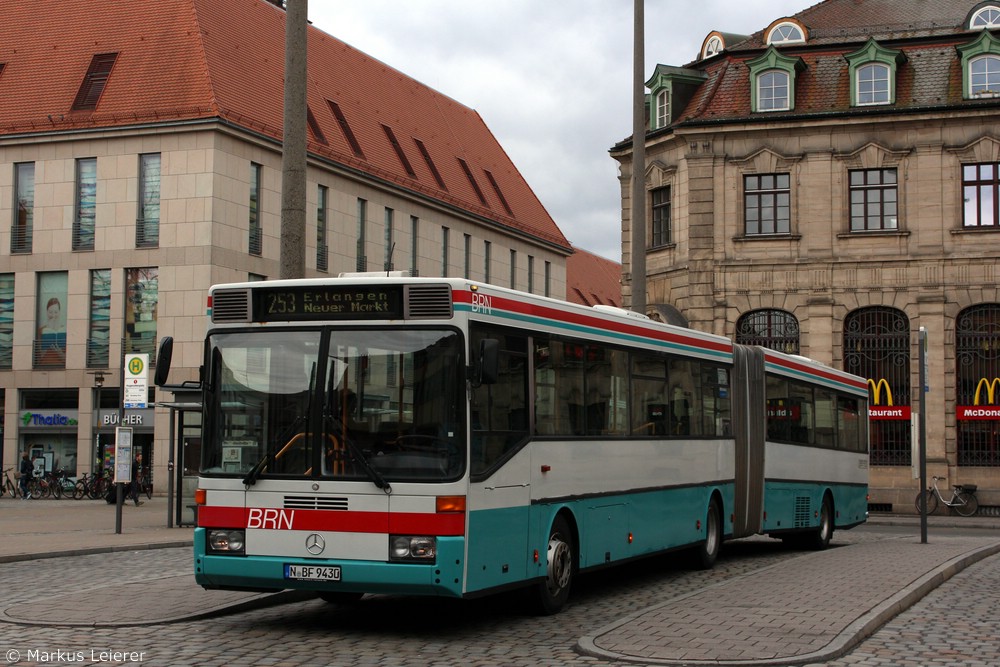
[155,276,869,614]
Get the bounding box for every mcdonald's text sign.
[957,378,1000,420]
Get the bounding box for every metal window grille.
[735,309,800,354]
[956,304,1000,466]
[843,306,911,466]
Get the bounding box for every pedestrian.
[18,452,33,499]
[130,452,144,506]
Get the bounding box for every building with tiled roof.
[0,0,572,502]
[565,248,621,308]
[612,0,1000,512]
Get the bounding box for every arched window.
[766,22,805,45]
[735,309,799,354]
[955,303,1000,466]
[857,63,891,105]
[971,5,1000,28]
[703,35,723,59]
[971,54,1000,96]
[843,307,910,466]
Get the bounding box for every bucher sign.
[868,378,910,420]
[957,377,1000,420]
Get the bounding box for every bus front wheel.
[533,516,574,615]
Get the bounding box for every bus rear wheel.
[533,516,574,615]
[804,496,834,550]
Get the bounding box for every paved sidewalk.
[578,532,1000,665]
[3,496,1000,666]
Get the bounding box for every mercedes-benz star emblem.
[305,533,326,555]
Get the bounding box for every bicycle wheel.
[51,480,63,499]
[144,480,153,500]
[915,489,938,515]
[954,492,979,517]
[29,480,43,499]
[73,480,88,500]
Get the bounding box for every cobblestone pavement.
[2,526,999,667]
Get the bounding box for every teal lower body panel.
[763,481,868,533]
[194,528,466,597]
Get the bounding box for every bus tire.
[318,591,364,605]
[692,498,722,569]
[804,495,834,551]
[533,515,574,615]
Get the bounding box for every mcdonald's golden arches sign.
[867,378,910,420]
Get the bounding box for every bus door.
[731,345,766,537]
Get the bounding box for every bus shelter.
[159,388,201,527]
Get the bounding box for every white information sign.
[124,353,149,408]
[114,427,133,484]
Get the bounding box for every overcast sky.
[310,1,809,262]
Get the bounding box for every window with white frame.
[766,22,804,45]
[702,35,723,59]
[971,6,1000,28]
[971,54,1000,96]
[655,89,669,129]
[856,63,890,105]
[758,70,790,111]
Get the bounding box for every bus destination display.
[252,285,404,321]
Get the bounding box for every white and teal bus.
[156,276,869,614]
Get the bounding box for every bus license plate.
[284,564,341,581]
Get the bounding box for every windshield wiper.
[325,416,391,494]
[242,453,271,487]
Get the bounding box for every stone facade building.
[612,0,1000,511]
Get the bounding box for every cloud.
[312,0,809,262]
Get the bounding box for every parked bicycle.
[48,469,76,499]
[1,467,18,498]
[915,475,979,517]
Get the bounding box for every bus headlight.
[389,535,436,562]
[208,529,246,555]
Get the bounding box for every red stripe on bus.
[455,289,732,354]
[198,505,465,536]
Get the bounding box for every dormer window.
[758,71,790,111]
[845,39,905,107]
[655,89,670,129]
[958,31,1000,99]
[703,35,723,59]
[971,55,1000,96]
[747,47,805,113]
[645,65,706,130]
[766,21,806,46]
[971,5,1000,28]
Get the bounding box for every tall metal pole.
[280,0,308,279]
[630,0,647,314]
[919,326,928,543]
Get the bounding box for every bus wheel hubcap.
[547,536,571,593]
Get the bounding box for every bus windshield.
[202,328,465,482]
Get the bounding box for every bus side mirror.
[154,337,173,387]
[476,339,499,386]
